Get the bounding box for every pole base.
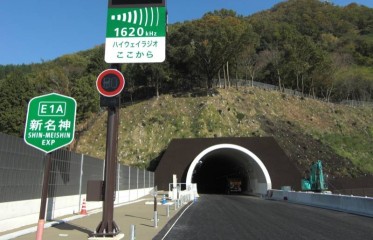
[36,219,45,240]
[91,220,121,238]
[88,233,125,240]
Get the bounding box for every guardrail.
[266,189,373,217]
[168,183,199,202]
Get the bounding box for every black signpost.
[92,64,125,238]
[89,0,166,238]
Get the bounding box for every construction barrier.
[80,199,87,215]
[266,189,373,217]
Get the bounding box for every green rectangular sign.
[106,7,166,38]
[105,6,166,63]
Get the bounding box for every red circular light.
[96,69,125,97]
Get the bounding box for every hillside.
[1,0,372,179]
[75,87,373,178]
[1,1,373,138]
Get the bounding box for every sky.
[0,0,372,65]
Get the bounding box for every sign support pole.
[153,196,158,228]
[36,153,52,240]
[93,64,122,238]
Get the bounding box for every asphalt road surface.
[155,194,373,240]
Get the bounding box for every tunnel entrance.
[186,144,272,195]
[192,151,249,194]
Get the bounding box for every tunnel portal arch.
[186,144,272,195]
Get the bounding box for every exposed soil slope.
[75,87,373,178]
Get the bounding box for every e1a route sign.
[105,0,167,63]
[24,93,77,153]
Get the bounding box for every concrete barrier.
[0,187,153,233]
[266,189,373,217]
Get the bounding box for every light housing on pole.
[109,0,165,7]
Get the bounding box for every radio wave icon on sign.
[111,7,160,27]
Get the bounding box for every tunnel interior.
[191,148,253,194]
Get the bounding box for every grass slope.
[75,87,373,177]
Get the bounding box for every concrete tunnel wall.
[154,137,302,194]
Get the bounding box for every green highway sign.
[105,6,167,63]
[24,93,77,153]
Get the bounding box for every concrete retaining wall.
[267,189,373,217]
[0,187,153,233]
